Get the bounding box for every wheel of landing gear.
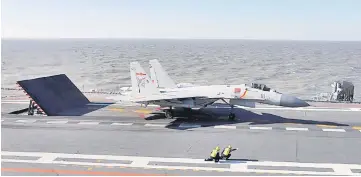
[228,113,236,121]
[165,110,173,119]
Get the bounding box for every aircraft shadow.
[145,106,349,130]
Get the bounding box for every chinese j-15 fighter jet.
[110,60,309,120]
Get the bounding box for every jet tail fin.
[149,59,177,88]
[130,61,161,97]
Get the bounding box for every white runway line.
[46,121,68,124]
[1,100,30,102]
[249,126,272,130]
[179,123,201,128]
[2,151,361,176]
[332,166,354,175]
[240,106,361,112]
[77,122,100,125]
[131,159,149,166]
[214,125,237,129]
[1,101,28,104]
[144,123,167,127]
[36,154,57,163]
[111,123,133,126]
[285,127,309,131]
[322,128,346,132]
[15,120,36,123]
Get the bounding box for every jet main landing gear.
[164,106,174,119]
[221,99,236,121]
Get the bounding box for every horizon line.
[1,37,361,42]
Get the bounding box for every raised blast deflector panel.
[16,74,90,116]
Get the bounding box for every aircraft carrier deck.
[2,74,361,176]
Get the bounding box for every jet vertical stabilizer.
[149,59,177,89]
[130,62,161,97]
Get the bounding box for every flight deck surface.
[2,81,361,176]
[2,114,361,176]
[2,102,361,176]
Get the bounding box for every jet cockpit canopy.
[251,83,280,93]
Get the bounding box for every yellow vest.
[210,149,218,158]
[223,147,231,156]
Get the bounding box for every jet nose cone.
[280,94,310,107]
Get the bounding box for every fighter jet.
[113,62,229,118]
[125,59,308,110]
[148,59,309,108]
[109,61,309,120]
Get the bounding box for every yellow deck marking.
[134,109,152,114]
[87,167,93,171]
[317,124,337,128]
[352,126,361,130]
[108,108,124,112]
[96,160,102,162]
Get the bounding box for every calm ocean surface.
[2,39,360,101]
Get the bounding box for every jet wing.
[105,94,198,103]
[129,92,221,102]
